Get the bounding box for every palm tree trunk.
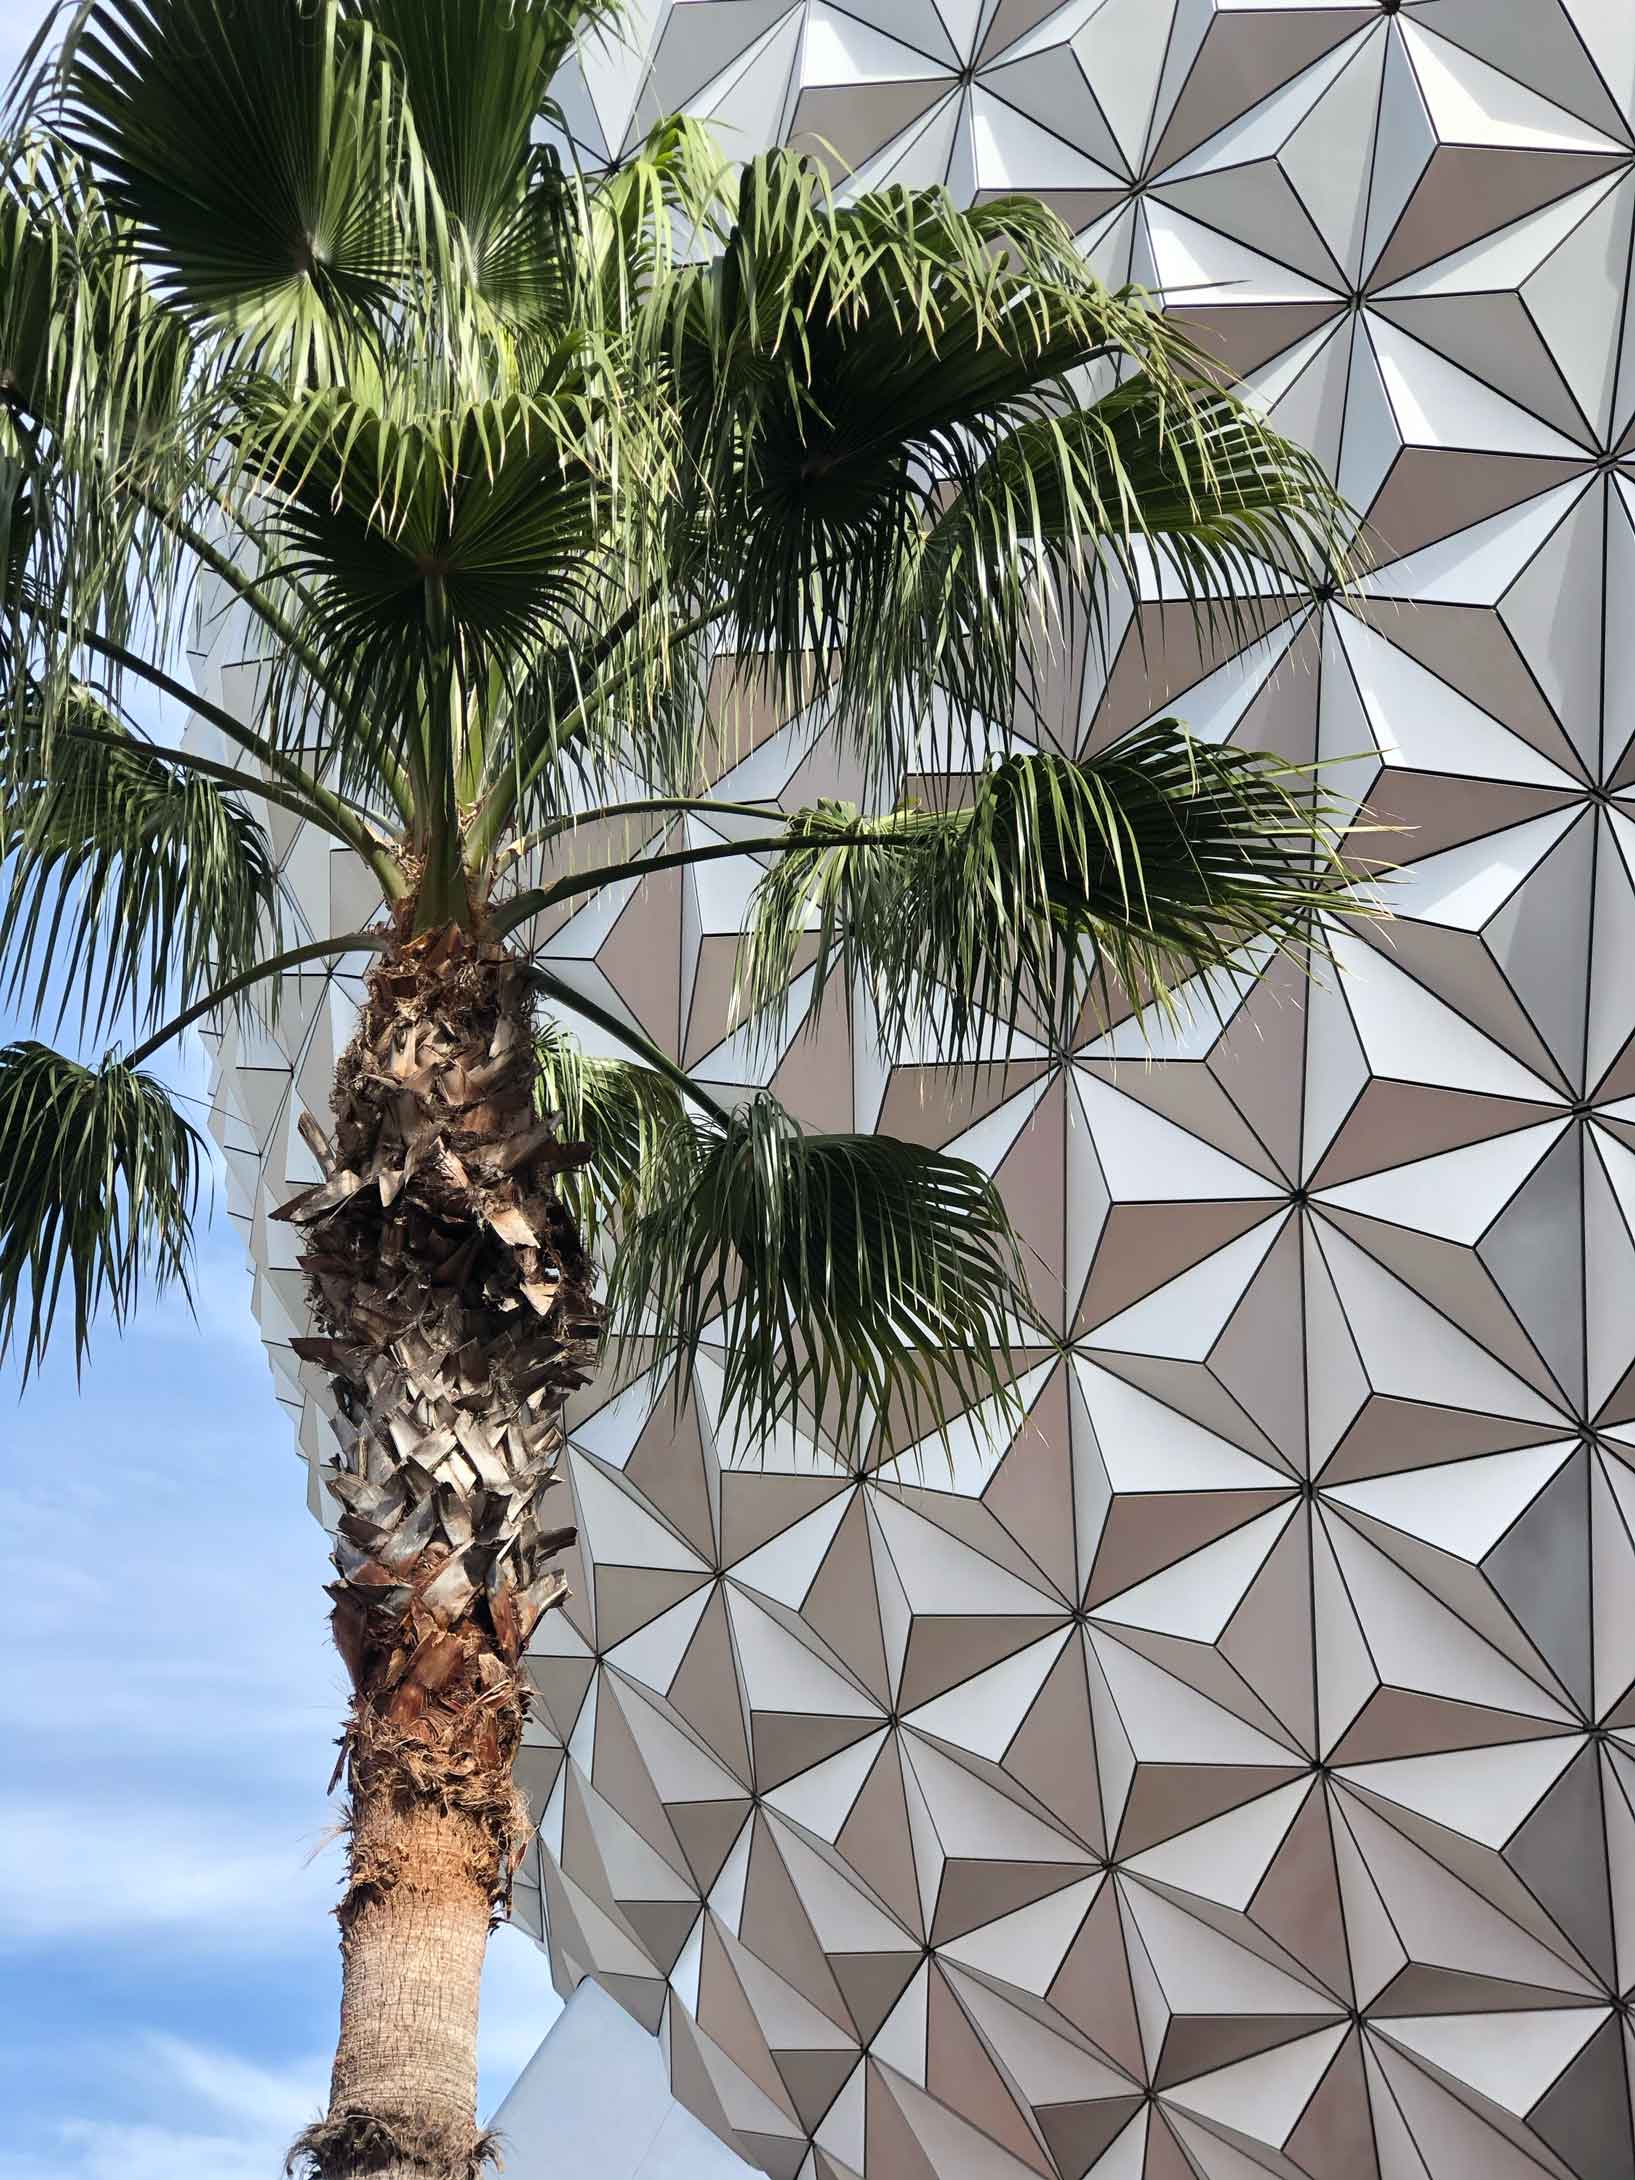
[283,925,600,2180]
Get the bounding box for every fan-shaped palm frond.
[655,155,1349,784]
[737,732,1358,1059]
[243,380,636,721]
[899,379,1345,747]
[360,0,618,331]
[0,1037,202,1373]
[48,0,436,374]
[609,1091,1034,1457]
[1,688,281,1035]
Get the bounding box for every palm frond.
[46,0,442,377]
[230,373,655,817]
[655,153,1348,788]
[608,1091,1034,1456]
[0,1038,202,1375]
[533,1017,693,1245]
[0,139,197,705]
[360,0,620,331]
[738,734,1363,1060]
[1,686,282,1036]
[901,378,1348,752]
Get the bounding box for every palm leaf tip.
[1,694,282,1037]
[741,736,1363,1060]
[608,1091,1035,1459]
[533,1020,694,1246]
[0,1040,202,1376]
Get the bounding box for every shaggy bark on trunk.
[282,923,600,2180]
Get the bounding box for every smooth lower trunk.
[304,1788,497,2180]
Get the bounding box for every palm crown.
[0,0,1357,1430]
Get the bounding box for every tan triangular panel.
[1048,1881,1147,2083]
[899,1615,1069,1716]
[803,1492,894,1708]
[863,2062,944,2180]
[1004,1634,1106,1857]
[624,1396,717,1565]
[1115,1764,1308,1863]
[775,2048,862,2139]
[1085,1490,1293,1613]
[983,1365,1080,1602]
[931,1861,1098,1950]
[1075,1202,1278,1337]
[1319,1393,1556,1485]
[834,1953,922,2047]
[1247,1786,1354,2009]
[595,1565,712,1653]
[1372,146,1626,291]
[1328,1688,1568,1767]
[754,1711,885,1794]
[926,1967,1055,2176]
[1152,2011,1340,2093]
[838,1735,928,1941]
[741,1817,857,2037]
[790,81,956,185]
[1150,8,1376,174]
[669,1798,753,1897]
[670,1587,752,1788]
[698,1917,803,2128]
[1284,2027,1381,2180]
[877,1061,1054,1151]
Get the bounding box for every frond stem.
[124,930,392,1071]
[497,794,792,864]
[528,965,731,1129]
[58,722,386,854]
[491,830,883,931]
[467,603,729,866]
[45,621,409,899]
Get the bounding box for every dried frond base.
[287,2107,503,2180]
[339,1703,532,1923]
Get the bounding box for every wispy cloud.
[0,2034,325,2180]
[0,1795,340,1949]
[0,2119,297,2180]
[0,1007,560,2168]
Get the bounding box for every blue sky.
[0,6,563,2152]
[0,1113,563,2180]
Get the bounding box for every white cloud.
[0,2035,325,2180]
[0,2119,293,2180]
[0,1795,340,1949]
[141,2034,324,2138]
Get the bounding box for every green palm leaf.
[360,0,617,329]
[657,154,1346,785]
[49,0,435,374]
[738,733,1358,1059]
[533,1019,693,1245]
[0,1039,201,1374]
[903,378,1346,745]
[1,690,281,1035]
[609,1092,1034,1457]
[0,141,196,699]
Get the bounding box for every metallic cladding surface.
[194,6,1635,2175]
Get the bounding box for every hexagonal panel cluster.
[196,6,1635,2176]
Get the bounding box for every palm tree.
[0,4,1360,2176]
